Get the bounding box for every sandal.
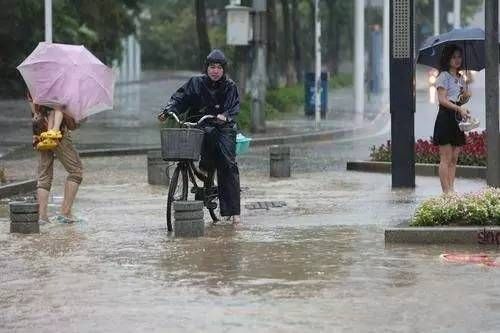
[36,138,58,151]
[40,130,63,140]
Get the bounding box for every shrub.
[266,85,304,113]
[411,188,500,226]
[329,73,353,89]
[370,131,487,166]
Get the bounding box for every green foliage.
[266,85,304,113]
[370,132,487,167]
[140,2,199,70]
[237,94,281,133]
[329,73,353,89]
[0,0,140,97]
[411,188,500,226]
[416,0,483,47]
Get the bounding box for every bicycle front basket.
[160,128,204,161]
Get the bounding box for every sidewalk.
[0,69,388,160]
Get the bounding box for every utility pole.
[250,0,267,133]
[390,0,416,188]
[453,0,461,29]
[314,0,321,126]
[354,0,365,120]
[485,0,500,187]
[434,0,439,35]
[45,0,52,42]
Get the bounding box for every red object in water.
[440,253,499,267]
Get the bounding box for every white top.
[435,71,465,103]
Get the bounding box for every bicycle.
[160,112,221,232]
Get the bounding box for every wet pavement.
[0,135,497,332]
[0,80,384,160]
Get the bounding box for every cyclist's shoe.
[36,138,58,151]
[225,215,241,225]
[40,129,63,140]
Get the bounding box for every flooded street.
[1,142,497,332]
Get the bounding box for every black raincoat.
[163,74,241,216]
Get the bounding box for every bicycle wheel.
[166,164,188,232]
[205,170,219,223]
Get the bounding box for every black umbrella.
[417,28,499,71]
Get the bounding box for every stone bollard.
[173,200,205,237]
[270,145,291,178]
[9,201,39,234]
[147,150,170,186]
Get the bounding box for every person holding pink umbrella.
[18,42,115,224]
[27,91,83,224]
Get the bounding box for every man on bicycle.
[158,49,241,224]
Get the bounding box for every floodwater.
[0,151,497,332]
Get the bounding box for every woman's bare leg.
[439,145,453,193]
[449,147,461,193]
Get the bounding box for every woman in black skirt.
[433,45,471,194]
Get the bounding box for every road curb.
[2,105,389,161]
[385,227,500,245]
[0,180,37,199]
[347,161,486,179]
[76,112,389,158]
[79,146,161,158]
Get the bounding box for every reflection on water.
[1,213,500,332]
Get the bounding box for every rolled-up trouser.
[199,125,241,216]
[37,133,83,191]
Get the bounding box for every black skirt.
[432,104,466,147]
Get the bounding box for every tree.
[195,0,211,70]
[0,0,140,97]
[266,0,280,89]
[291,0,303,82]
[280,0,297,86]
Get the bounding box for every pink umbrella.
[17,42,115,122]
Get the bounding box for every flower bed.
[371,131,487,166]
[411,188,500,226]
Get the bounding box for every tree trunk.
[267,0,279,89]
[326,0,339,75]
[291,0,303,82]
[307,0,315,72]
[280,0,297,86]
[234,46,249,94]
[195,0,211,71]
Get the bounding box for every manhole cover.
[245,201,287,210]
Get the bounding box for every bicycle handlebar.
[162,111,216,128]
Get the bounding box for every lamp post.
[45,0,52,42]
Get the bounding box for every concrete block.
[174,219,205,238]
[9,201,39,214]
[270,145,291,178]
[173,200,204,212]
[147,150,170,186]
[10,213,39,223]
[10,222,40,234]
[174,210,204,220]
